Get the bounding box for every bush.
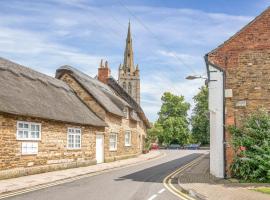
[229,110,270,182]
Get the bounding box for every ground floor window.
[67,128,81,149]
[109,133,117,151]
[125,131,131,146]
[21,142,38,155]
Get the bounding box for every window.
[123,82,126,90]
[21,142,38,155]
[67,128,81,149]
[125,131,131,146]
[123,107,129,119]
[109,133,117,151]
[128,82,132,95]
[17,121,41,140]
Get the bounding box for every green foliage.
[156,92,190,145]
[229,110,270,182]
[147,123,163,144]
[190,86,209,145]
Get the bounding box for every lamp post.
[185,75,208,80]
[185,75,208,85]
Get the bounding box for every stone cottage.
[0,57,106,179]
[56,62,150,163]
[205,7,270,178]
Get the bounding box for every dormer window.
[123,107,129,119]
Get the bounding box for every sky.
[0,0,269,122]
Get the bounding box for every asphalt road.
[5,150,205,200]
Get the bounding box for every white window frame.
[67,128,82,150]
[123,107,129,119]
[21,142,38,155]
[109,133,117,151]
[16,121,41,141]
[125,131,132,146]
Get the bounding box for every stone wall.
[0,113,103,179]
[104,112,141,162]
[207,8,270,176]
[61,74,106,120]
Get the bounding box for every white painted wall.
[208,65,224,178]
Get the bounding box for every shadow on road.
[115,153,202,183]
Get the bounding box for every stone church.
[118,22,140,104]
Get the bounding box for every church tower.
[118,22,140,104]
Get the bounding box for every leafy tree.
[157,92,190,145]
[190,86,209,145]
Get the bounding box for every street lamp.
[185,75,208,80]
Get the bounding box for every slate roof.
[56,65,130,117]
[0,57,106,127]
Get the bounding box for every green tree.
[191,86,209,145]
[157,92,190,145]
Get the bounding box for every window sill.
[125,145,132,147]
[17,138,41,141]
[21,153,38,156]
[67,148,81,151]
[109,149,117,152]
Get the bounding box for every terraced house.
[0,23,149,179]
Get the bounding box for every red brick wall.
[207,7,270,176]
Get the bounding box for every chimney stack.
[98,59,111,84]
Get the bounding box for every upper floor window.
[128,82,132,95]
[67,128,81,149]
[123,107,129,119]
[123,82,126,90]
[17,121,41,140]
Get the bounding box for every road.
[5,150,207,200]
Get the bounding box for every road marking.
[158,188,165,194]
[148,194,157,200]
[0,152,167,199]
[163,155,205,200]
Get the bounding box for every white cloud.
[0,1,254,121]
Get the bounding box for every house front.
[205,7,270,178]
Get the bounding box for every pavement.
[0,150,208,200]
[177,154,270,200]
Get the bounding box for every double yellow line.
[163,155,205,200]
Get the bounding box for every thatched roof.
[0,57,106,127]
[56,65,130,117]
[108,77,151,128]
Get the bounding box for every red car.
[151,143,159,150]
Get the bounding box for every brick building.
[205,7,270,178]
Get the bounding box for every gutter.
[204,54,227,178]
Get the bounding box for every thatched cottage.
[0,57,106,179]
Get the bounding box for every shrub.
[229,110,270,182]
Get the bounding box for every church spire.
[123,21,134,73]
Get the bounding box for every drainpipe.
[204,54,226,178]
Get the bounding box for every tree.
[190,86,209,145]
[157,92,190,145]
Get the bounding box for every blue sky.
[0,0,269,121]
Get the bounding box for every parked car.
[151,143,159,150]
[167,144,181,150]
[185,143,200,150]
